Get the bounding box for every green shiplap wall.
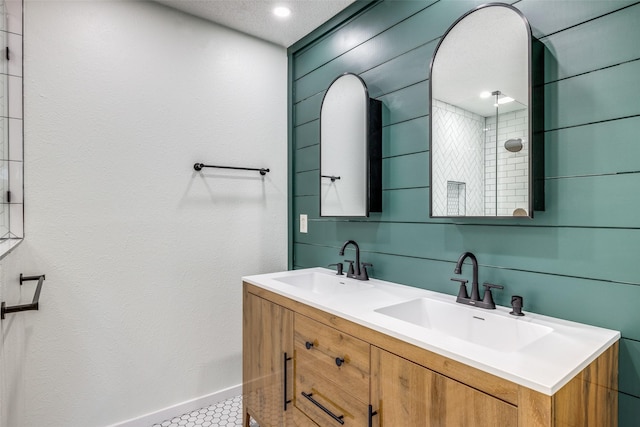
[288,0,640,421]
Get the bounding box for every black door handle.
[283,352,292,410]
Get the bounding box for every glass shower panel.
[0,117,7,160]
[0,159,9,237]
[0,0,23,242]
[495,101,528,216]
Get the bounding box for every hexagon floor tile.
[152,395,259,427]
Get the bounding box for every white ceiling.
[154,0,357,47]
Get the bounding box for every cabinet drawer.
[295,366,369,427]
[294,314,370,403]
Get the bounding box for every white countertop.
[243,267,620,396]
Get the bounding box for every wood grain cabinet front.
[242,282,618,427]
[242,291,294,427]
[294,313,370,426]
[371,346,517,427]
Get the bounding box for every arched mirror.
[430,3,541,218]
[320,73,382,217]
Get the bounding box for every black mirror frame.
[428,3,544,219]
[319,72,382,217]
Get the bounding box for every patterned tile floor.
[152,395,258,427]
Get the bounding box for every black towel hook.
[1,274,46,319]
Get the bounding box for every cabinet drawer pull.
[283,352,292,411]
[305,341,315,350]
[301,391,345,425]
[335,357,345,367]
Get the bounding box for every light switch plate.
[300,214,308,233]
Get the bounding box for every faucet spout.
[338,240,372,280]
[454,252,480,301]
[339,240,361,277]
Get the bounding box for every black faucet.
[454,252,480,301]
[338,240,372,281]
[452,252,503,309]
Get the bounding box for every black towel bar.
[193,163,270,176]
[1,274,46,319]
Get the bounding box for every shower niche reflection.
[429,3,543,218]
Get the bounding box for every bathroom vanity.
[242,269,619,427]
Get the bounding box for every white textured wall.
[0,1,287,426]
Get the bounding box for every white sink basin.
[375,297,553,352]
[274,272,374,295]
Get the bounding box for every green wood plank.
[294,241,347,270]
[517,0,636,38]
[544,59,640,131]
[294,91,323,126]
[288,53,295,269]
[383,151,429,190]
[535,173,640,228]
[379,81,429,126]
[295,220,640,285]
[294,170,318,196]
[619,392,640,427]
[542,3,640,83]
[294,120,319,149]
[293,0,487,103]
[293,242,640,339]
[294,195,319,219]
[294,1,436,79]
[383,116,429,158]
[619,338,640,398]
[545,116,640,178]
[360,41,436,98]
[295,144,319,173]
[379,187,430,223]
[295,171,640,228]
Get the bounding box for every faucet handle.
[328,263,344,276]
[451,278,469,300]
[482,283,503,309]
[361,262,373,280]
[344,260,355,276]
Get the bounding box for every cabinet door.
[243,291,294,427]
[371,347,517,427]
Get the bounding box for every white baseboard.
[107,384,242,427]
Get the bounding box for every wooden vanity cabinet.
[243,282,618,427]
[243,291,295,427]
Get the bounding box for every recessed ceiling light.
[479,91,492,99]
[273,6,291,18]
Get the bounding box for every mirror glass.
[320,73,380,217]
[430,4,533,218]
